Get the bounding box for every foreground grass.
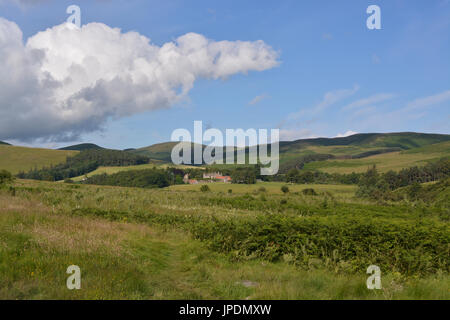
[0,180,448,299]
[168,182,356,198]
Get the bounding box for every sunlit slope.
[133,133,450,170]
[58,143,104,151]
[0,145,78,174]
[303,140,450,174]
[131,142,206,162]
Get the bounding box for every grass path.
[1,189,448,299]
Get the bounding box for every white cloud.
[288,85,359,121]
[312,85,359,114]
[334,130,358,138]
[0,18,279,141]
[342,93,396,111]
[405,90,450,111]
[279,129,318,141]
[248,93,269,105]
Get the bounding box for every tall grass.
[0,179,448,299]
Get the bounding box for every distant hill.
[3,132,449,177]
[0,145,78,174]
[58,143,104,151]
[131,142,205,162]
[0,141,11,146]
[280,132,450,151]
[132,132,450,169]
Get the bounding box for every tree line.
[357,158,450,201]
[17,149,150,181]
[81,167,186,188]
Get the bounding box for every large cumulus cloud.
[0,18,279,141]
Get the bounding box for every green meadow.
[0,178,448,299]
[304,142,450,173]
[0,145,78,175]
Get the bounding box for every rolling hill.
[277,132,450,172]
[131,141,205,162]
[131,132,450,173]
[3,132,449,177]
[0,145,78,174]
[58,143,104,151]
[0,141,11,145]
[303,141,450,173]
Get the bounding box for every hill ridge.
[58,143,104,151]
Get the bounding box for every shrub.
[302,188,317,196]
[0,170,14,185]
[228,189,232,194]
[192,214,450,276]
[84,168,170,188]
[258,186,267,193]
[281,185,289,194]
[200,185,210,192]
[407,182,422,201]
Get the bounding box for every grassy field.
[168,182,356,198]
[0,179,448,299]
[0,145,78,174]
[304,142,450,174]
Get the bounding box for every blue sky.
[1,0,449,149]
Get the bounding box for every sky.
[0,0,449,150]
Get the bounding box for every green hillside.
[132,142,205,162]
[0,145,78,174]
[3,132,449,177]
[303,140,450,174]
[0,141,11,146]
[132,132,450,173]
[58,143,104,151]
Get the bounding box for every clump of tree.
[83,168,172,188]
[381,158,450,190]
[18,149,150,181]
[231,167,257,184]
[285,168,361,185]
[302,188,317,196]
[356,158,450,201]
[279,153,335,173]
[0,170,14,185]
[356,165,389,200]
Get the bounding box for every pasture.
[0,178,448,299]
[0,145,78,174]
[304,149,449,174]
